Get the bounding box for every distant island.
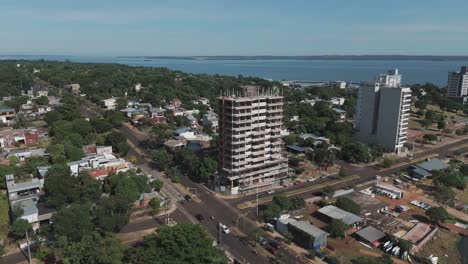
[118,55,468,61]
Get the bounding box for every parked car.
[269,240,281,250]
[184,194,192,202]
[219,223,230,234]
[266,190,275,195]
[195,214,204,221]
[294,180,303,185]
[307,178,316,182]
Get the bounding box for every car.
[184,194,192,202]
[219,223,230,234]
[375,175,382,179]
[307,178,316,182]
[294,180,302,185]
[319,175,327,179]
[195,214,204,221]
[269,240,281,249]
[266,190,275,195]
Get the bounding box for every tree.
[460,163,468,176]
[272,194,291,210]
[115,97,129,110]
[75,172,102,203]
[46,144,66,164]
[129,155,137,165]
[151,179,164,191]
[423,134,437,143]
[338,167,346,177]
[44,111,63,125]
[425,206,449,223]
[53,204,94,242]
[64,133,84,148]
[322,186,335,198]
[340,142,371,163]
[124,224,228,264]
[437,120,446,131]
[64,141,84,161]
[335,197,361,215]
[43,164,77,208]
[152,148,174,170]
[149,198,161,214]
[71,119,93,138]
[433,184,456,206]
[35,96,49,105]
[329,219,347,238]
[262,203,281,221]
[9,219,32,239]
[94,196,131,233]
[13,113,29,129]
[52,232,125,264]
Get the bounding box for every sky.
[1,0,468,56]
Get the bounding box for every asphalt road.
[120,125,285,264]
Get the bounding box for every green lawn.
[0,192,9,240]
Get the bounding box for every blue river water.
[1,55,468,86]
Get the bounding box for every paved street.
[119,124,280,264]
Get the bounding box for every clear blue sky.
[1,0,468,56]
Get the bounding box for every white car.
[219,223,230,234]
[375,175,382,179]
[266,190,275,195]
[307,178,316,182]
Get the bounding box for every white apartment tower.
[356,74,411,153]
[218,86,288,195]
[447,66,468,103]
[376,69,402,88]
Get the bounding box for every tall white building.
[218,86,288,195]
[355,82,411,154]
[376,69,402,88]
[447,66,468,103]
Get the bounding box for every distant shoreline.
[117,55,468,61]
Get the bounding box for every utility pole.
[25,230,32,264]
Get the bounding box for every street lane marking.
[449,142,468,152]
[237,175,360,210]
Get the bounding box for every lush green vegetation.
[124,224,228,264]
[335,197,361,215]
[260,194,306,221]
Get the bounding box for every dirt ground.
[418,229,463,264]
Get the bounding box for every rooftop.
[318,205,362,225]
[355,226,386,243]
[287,145,306,153]
[416,158,449,172]
[289,220,329,238]
[12,198,38,216]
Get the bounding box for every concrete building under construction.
[217,86,288,195]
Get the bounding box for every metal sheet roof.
[318,205,362,225]
[355,226,386,243]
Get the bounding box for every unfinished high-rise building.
[218,86,288,195]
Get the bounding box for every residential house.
[102,98,117,110]
[133,191,166,209]
[67,152,131,179]
[299,133,331,146]
[7,148,47,161]
[202,111,218,133]
[332,108,347,121]
[409,158,449,180]
[0,108,16,125]
[65,84,80,95]
[164,138,187,152]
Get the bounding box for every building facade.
[218,86,288,194]
[376,69,402,88]
[447,66,468,103]
[355,83,411,153]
